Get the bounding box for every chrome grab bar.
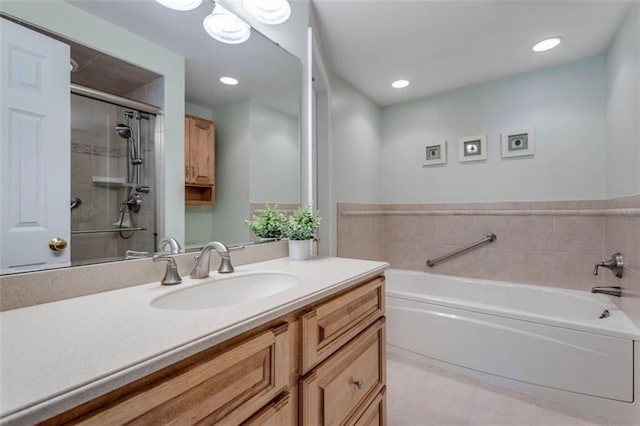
[426,233,497,267]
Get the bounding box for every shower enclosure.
[70,92,157,265]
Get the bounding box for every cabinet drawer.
[66,324,289,425]
[347,388,387,426]
[242,392,292,426]
[301,276,385,373]
[300,318,386,426]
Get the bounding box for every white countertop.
[0,257,388,425]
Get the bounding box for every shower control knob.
[48,237,68,252]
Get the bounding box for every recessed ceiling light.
[242,0,291,25]
[155,0,203,11]
[203,3,251,44]
[220,76,239,85]
[391,79,410,89]
[532,37,562,52]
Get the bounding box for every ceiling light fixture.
[155,0,203,11]
[203,2,251,44]
[220,76,239,85]
[242,0,291,25]
[532,37,562,52]
[391,79,410,89]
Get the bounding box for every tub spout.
[591,286,622,297]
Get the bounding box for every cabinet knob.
[354,379,364,390]
[49,237,68,252]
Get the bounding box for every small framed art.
[501,128,535,158]
[458,135,487,162]
[424,141,447,166]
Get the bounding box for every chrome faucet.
[593,252,624,278]
[191,241,245,278]
[591,286,622,297]
[153,253,182,285]
[158,236,182,254]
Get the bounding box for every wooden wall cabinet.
[185,115,215,205]
[43,276,386,425]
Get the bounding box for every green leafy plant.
[285,205,321,240]
[245,204,287,239]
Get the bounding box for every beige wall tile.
[604,216,628,257]
[464,248,513,282]
[469,216,510,249]
[553,217,603,255]
[552,252,604,291]
[508,217,554,251]
[510,251,555,286]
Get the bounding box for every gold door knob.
[49,237,68,252]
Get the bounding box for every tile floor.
[387,355,637,426]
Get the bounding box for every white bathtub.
[386,269,640,418]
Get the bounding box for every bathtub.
[385,269,640,418]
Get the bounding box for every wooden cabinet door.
[49,324,290,426]
[301,277,385,374]
[347,388,387,426]
[300,319,386,426]
[186,116,215,185]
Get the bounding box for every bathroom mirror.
[0,0,301,274]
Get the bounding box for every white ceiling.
[312,0,632,106]
[64,0,302,115]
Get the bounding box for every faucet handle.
[153,255,182,285]
[229,245,245,252]
[593,252,624,278]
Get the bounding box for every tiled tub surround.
[338,198,640,323]
[0,241,288,311]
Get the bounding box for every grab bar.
[426,233,497,267]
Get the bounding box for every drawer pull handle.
[354,379,364,390]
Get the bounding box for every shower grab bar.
[426,233,497,267]
[71,227,147,235]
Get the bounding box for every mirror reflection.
[0,0,301,274]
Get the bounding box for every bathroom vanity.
[0,257,388,425]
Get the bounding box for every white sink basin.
[151,272,300,310]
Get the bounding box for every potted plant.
[285,205,321,260]
[245,204,287,241]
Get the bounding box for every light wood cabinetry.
[301,277,385,374]
[185,115,215,205]
[42,275,386,426]
[300,319,386,425]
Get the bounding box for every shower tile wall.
[70,94,156,264]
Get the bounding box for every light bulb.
[532,37,562,52]
[242,0,291,25]
[391,79,410,89]
[155,0,203,11]
[203,3,251,44]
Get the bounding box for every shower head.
[115,123,132,139]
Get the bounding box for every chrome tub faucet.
[593,252,624,278]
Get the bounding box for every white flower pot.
[288,239,311,261]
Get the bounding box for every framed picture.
[458,135,487,162]
[423,141,447,166]
[501,128,535,158]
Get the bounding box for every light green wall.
[606,4,640,198]
[1,0,186,244]
[184,101,252,246]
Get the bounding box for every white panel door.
[0,18,70,273]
